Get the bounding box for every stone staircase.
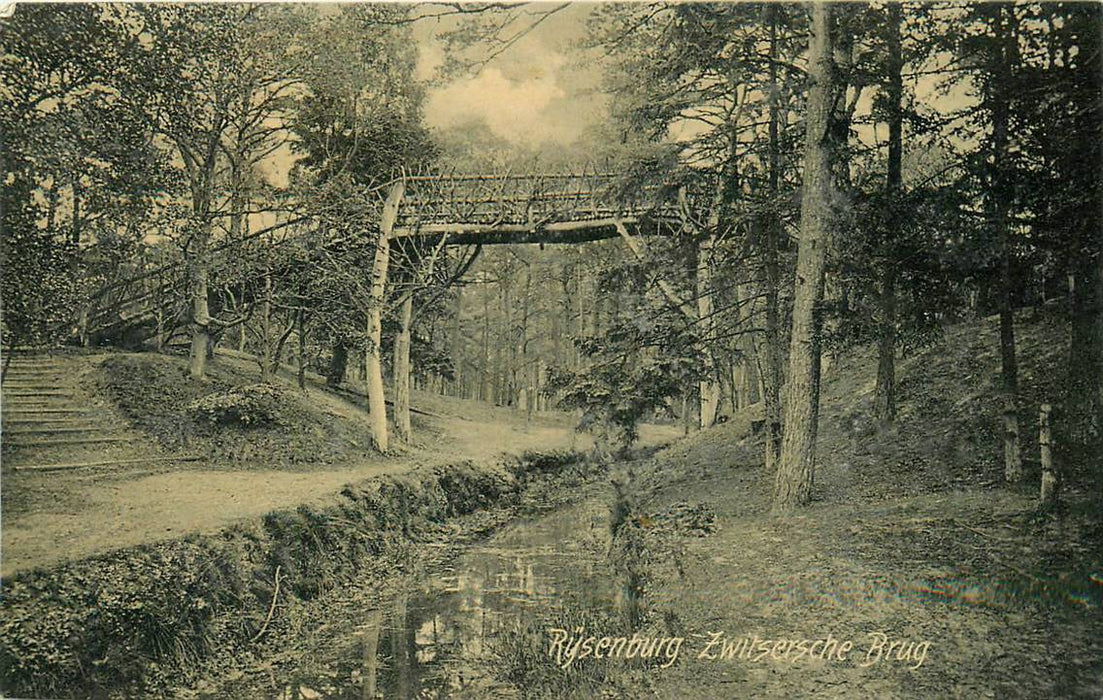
[1,352,193,472]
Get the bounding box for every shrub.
[188,384,286,428]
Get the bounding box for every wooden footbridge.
[389,171,708,244]
[84,170,715,342]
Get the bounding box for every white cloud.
[425,65,581,146]
[416,4,604,148]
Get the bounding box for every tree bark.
[774,1,837,511]
[188,185,215,380]
[990,5,1022,483]
[1039,403,1058,510]
[296,308,306,390]
[393,294,413,444]
[366,181,404,453]
[698,235,720,429]
[188,258,211,379]
[1067,248,1102,446]
[875,2,904,425]
[762,2,785,473]
[259,266,273,383]
[450,287,463,397]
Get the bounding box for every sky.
[254,3,978,186]
[412,3,609,150]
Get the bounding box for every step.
[2,384,78,391]
[3,435,136,447]
[2,367,73,373]
[2,417,100,425]
[1,408,93,415]
[3,391,77,397]
[4,426,118,436]
[2,403,86,411]
[10,455,202,472]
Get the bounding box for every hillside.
[611,309,1103,699]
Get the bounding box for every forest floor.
[612,308,1103,698]
[0,347,678,577]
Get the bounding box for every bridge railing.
[396,171,707,229]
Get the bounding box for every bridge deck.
[390,172,705,244]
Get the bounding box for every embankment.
[0,451,588,699]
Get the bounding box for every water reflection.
[285,511,619,699]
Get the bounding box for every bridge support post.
[366,179,405,453]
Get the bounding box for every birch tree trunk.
[990,6,1023,483]
[393,294,413,444]
[366,181,404,453]
[1038,403,1058,510]
[774,1,837,510]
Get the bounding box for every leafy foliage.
[547,310,701,451]
[187,383,286,428]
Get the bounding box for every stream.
[274,499,623,700]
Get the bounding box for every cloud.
[418,5,604,148]
[425,64,585,146]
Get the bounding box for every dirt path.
[2,464,404,577]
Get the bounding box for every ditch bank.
[0,450,590,699]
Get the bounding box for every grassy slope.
[628,310,1103,699]
[97,353,384,468]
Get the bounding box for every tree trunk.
[360,609,382,700]
[762,2,785,473]
[875,269,897,422]
[698,235,720,429]
[481,282,491,402]
[774,1,837,511]
[259,267,273,383]
[990,6,1022,483]
[875,2,904,425]
[450,288,463,397]
[328,341,348,388]
[188,258,210,379]
[1066,251,1102,446]
[1039,403,1058,510]
[394,294,413,444]
[366,181,403,453]
[296,309,306,390]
